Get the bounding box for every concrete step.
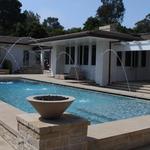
[108,85,150,94]
[111,84,150,91]
[113,82,150,88]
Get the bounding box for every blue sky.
[19,0,150,29]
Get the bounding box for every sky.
[19,0,150,29]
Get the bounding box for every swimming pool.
[0,79,150,124]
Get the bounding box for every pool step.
[108,82,150,94]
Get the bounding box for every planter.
[27,95,74,119]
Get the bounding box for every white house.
[35,26,150,86]
[0,36,51,73]
[1,26,150,86]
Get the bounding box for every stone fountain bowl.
[27,95,75,119]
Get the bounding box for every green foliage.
[2,59,12,73]
[83,0,125,31]
[96,0,125,25]
[134,13,150,33]
[116,23,135,34]
[43,17,64,33]
[27,22,48,38]
[23,10,40,24]
[66,27,82,33]
[0,0,25,35]
[83,17,100,30]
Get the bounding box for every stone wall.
[0,122,18,150]
[17,113,89,150]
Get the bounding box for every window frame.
[23,50,30,66]
[91,45,96,66]
[65,46,75,65]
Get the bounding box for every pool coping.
[1,75,150,149]
[0,100,150,149]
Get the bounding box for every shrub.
[2,59,12,73]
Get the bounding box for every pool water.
[0,79,150,124]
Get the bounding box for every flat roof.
[34,30,142,44]
[0,36,32,45]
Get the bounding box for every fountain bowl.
[27,95,75,119]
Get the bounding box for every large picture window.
[123,51,146,68]
[116,51,122,66]
[65,46,75,65]
[78,45,89,65]
[141,51,146,67]
[65,47,70,65]
[83,46,89,65]
[132,51,138,67]
[91,45,96,65]
[125,51,132,67]
[23,50,29,66]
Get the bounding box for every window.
[65,47,70,65]
[77,45,89,65]
[116,52,122,66]
[79,46,83,65]
[125,51,131,67]
[23,50,29,66]
[83,46,89,65]
[35,52,41,64]
[70,47,75,64]
[141,51,146,67]
[132,51,138,67]
[91,45,96,65]
[65,46,75,65]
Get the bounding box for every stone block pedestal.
[17,113,89,150]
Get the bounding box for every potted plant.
[27,95,74,119]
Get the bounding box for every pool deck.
[0,136,14,150]
[0,74,150,100]
[1,74,150,149]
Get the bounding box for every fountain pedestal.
[17,113,89,150]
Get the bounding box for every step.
[113,82,150,88]
[111,84,150,91]
[108,85,150,94]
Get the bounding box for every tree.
[0,0,25,35]
[27,22,48,38]
[83,17,100,30]
[116,23,135,34]
[43,17,64,32]
[134,13,150,33]
[66,27,82,33]
[96,0,125,25]
[14,10,48,38]
[23,10,40,24]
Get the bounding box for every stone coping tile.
[0,101,25,133]
[0,136,14,150]
[17,113,90,134]
[87,115,150,140]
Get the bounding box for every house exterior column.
[95,40,109,86]
[40,51,44,70]
[50,47,57,76]
[75,45,78,66]
[88,44,92,66]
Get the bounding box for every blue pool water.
[0,79,150,124]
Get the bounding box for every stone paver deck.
[0,136,14,150]
[0,101,24,132]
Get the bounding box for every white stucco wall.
[111,41,150,82]
[0,44,37,72]
[95,40,109,85]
